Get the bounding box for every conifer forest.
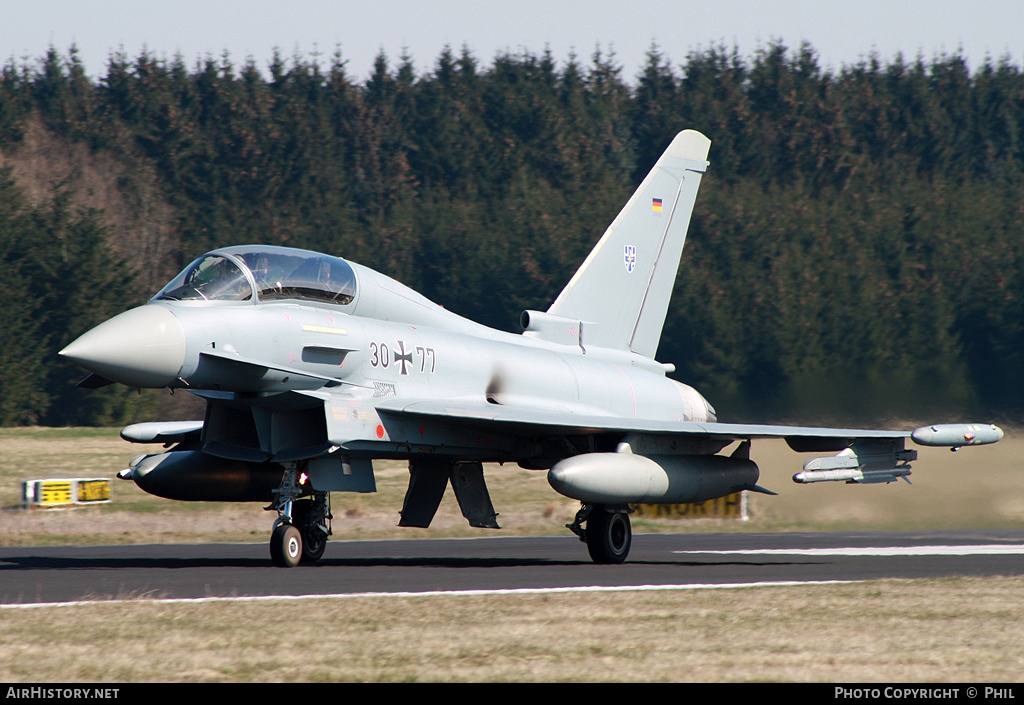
[2,43,1023,427]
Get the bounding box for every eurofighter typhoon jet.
[60,130,1003,566]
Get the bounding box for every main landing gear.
[568,503,632,564]
[268,464,332,567]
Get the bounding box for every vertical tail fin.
[546,130,710,358]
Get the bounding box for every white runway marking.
[0,580,862,609]
[675,545,1024,557]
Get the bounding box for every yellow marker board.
[22,479,112,508]
[631,492,747,520]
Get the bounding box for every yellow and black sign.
[22,479,112,508]
[37,480,73,506]
[631,492,747,520]
[77,479,112,503]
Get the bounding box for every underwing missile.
[792,467,912,484]
[794,442,915,485]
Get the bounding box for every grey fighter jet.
[60,130,1003,566]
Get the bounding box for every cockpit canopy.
[154,246,357,305]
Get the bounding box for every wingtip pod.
[666,129,712,163]
[910,423,1004,448]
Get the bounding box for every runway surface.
[3,531,1024,605]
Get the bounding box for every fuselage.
[61,245,715,463]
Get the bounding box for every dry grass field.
[2,425,1021,544]
[2,426,1022,683]
[1,578,1023,682]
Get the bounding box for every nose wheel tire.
[270,523,303,568]
[586,506,632,564]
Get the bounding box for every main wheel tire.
[586,507,631,564]
[270,523,303,568]
[300,529,327,564]
[290,500,328,564]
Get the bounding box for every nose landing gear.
[268,464,332,567]
[270,523,303,567]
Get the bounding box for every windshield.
[154,255,254,301]
[153,246,357,305]
[237,249,356,304]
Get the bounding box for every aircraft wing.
[374,398,924,445]
[375,399,1002,484]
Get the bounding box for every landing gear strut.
[568,503,632,564]
[268,464,332,567]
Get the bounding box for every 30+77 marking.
[368,340,435,374]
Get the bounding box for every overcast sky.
[4,0,1023,82]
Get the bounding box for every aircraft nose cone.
[59,305,186,388]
